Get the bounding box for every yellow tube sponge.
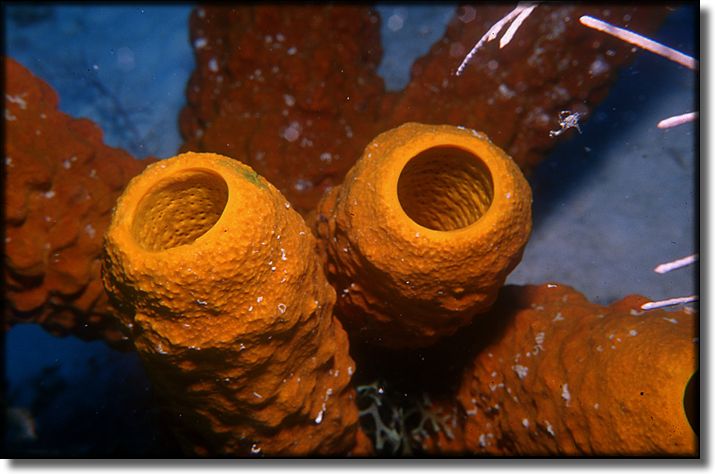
[314,123,532,348]
[102,152,364,456]
[457,284,698,456]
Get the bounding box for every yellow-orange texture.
[314,123,532,348]
[102,152,363,456]
[457,284,698,456]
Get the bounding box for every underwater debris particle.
[84,224,97,239]
[498,83,515,98]
[387,14,404,32]
[589,55,610,76]
[544,421,555,437]
[194,37,208,49]
[522,418,530,429]
[512,364,528,380]
[449,42,466,58]
[277,303,287,314]
[6,93,27,109]
[293,178,312,192]
[628,329,638,336]
[256,296,264,303]
[561,384,571,405]
[282,121,301,142]
[250,443,261,455]
[208,57,219,72]
[458,6,476,23]
[314,405,326,424]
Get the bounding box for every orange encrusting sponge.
[102,152,365,456]
[457,284,698,456]
[314,123,532,348]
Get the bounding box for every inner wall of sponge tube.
[683,370,699,436]
[397,146,494,231]
[131,169,229,251]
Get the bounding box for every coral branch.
[455,3,537,76]
[641,295,698,310]
[654,253,698,273]
[657,111,698,129]
[499,3,538,49]
[579,15,698,70]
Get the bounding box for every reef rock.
[179,5,386,214]
[4,57,152,347]
[386,4,672,171]
[179,5,670,214]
